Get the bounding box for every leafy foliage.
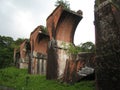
[0,67,95,90]
[67,43,81,55]
[55,0,70,10]
[13,38,25,48]
[80,42,95,53]
[40,25,48,35]
[0,35,25,69]
[62,41,95,56]
[0,35,14,68]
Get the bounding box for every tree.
[0,35,25,69]
[67,44,81,55]
[14,38,25,47]
[80,42,95,53]
[0,35,14,68]
[62,41,95,57]
[55,0,70,10]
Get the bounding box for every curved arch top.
[56,10,82,43]
[30,26,49,55]
[46,5,83,80]
[47,5,83,43]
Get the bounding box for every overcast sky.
[0,0,95,45]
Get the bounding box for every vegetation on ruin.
[41,26,48,35]
[80,42,95,53]
[67,43,81,55]
[0,36,14,68]
[0,67,95,90]
[55,0,70,10]
[62,41,95,56]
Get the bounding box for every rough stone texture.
[63,52,95,84]
[46,5,82,80]
[29,26,49,74]
[95,0,120,90]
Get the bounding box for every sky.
[0,0,95,45]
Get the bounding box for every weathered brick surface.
[14,40,30,69]
[29,26,49,74]
[19,40,30,69]
[47,5,63,40]
[95,0,120,90]
[46,5,82,80]
[63,53,95,84]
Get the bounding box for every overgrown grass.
[0,67,95,90]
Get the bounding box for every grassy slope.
[0,67,95,90]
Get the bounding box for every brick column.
[46,5,82,80]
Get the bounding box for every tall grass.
[0,67,95,90]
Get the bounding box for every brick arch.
[55,11,82,43]
[46,5,83,79]
[35,33,49,55]
[29,26,50,74]
[30,26,49,55]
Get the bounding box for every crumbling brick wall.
[19,40,30,69]
[63,52,95,84]
[14,40,30,69]
[46,5,82,80]
[94,0,120,90]
[29,26,49,74]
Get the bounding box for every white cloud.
[70,0,95,45]
[0,0,95,44]
[13,10,35,39]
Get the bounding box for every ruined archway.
[14,39,31,69]
[55,10,81,43]
[46,5,82,80]
[29,26,49,74]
